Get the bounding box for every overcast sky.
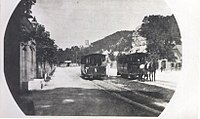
[31,0,172,49]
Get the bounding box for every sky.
[31,0,172,49]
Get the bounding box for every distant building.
[128,31,147,54]
[172,45,182,62]
[113,51,119,56]
[85,40,90,47]
[158,45,182,71]
[102,50,110,55]
[4,12,37,98]
[65,60,72,67]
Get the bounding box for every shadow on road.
[25,87,171,116]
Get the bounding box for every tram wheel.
[117,72,121,75]
[121,74,128,79]
[138,74,145,82]
[121,74,125,78]
[130,75,137,80]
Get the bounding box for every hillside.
[84,30,134,54]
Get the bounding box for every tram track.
[103,79,166,102]
[91,79,163,116]
[103,80,168,109]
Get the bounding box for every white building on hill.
[128,31,147,54]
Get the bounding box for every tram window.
[133,57,136,62]
[171,63,174,67]
[91,58,94,65]
[88,57,91,64]
[141,57,144,62]
[81,57,84,64]
[86,58,88,64]
[96,57,101,66]
[102,57,105,62]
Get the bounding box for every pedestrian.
[160,66,163,72]
[40,81,43,89]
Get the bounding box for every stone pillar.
[20,40,36,93]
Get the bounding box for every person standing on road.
[105,55,111,77]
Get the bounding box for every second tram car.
[81,54,107,79]
[117,53,147,79]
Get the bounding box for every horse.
[144,61,150,81]
[145,60,158,81]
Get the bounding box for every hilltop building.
[128,31,147,54]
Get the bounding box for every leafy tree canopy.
[34,24,58,65]
[138,15,181,61]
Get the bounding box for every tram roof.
[126,52,147,56]
[82,53,106,57]
[118,52,147,58]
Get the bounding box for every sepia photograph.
[0,0,198,118]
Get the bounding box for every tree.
[15,0,37,43]
[34,23,58,69]
[55,46,85,65]
[56,48,66,66]
[138,15,181,61]
[70,46,81,63]
[64,48,72,60]
[20,0,36,17]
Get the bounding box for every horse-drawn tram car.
[81,53,107,79]
[117,53,148,80]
